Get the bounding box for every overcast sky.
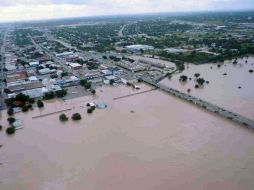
[0,0,253,22]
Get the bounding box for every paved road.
[118,24,127,37]
[29,34,43,52]
[113,88,157,100]
[0,30,7,109]
[30,35,69,71]
[45,33,77,51]
[44,32,99,61]
[140,77,254,129]
[118,22,139,37]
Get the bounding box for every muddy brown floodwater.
[0,83,254,190]
[160,56,254,119]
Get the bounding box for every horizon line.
[0,8,254,25]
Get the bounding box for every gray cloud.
[0,0,94,7]
[0,0,253,9]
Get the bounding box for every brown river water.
[0,83,254,190]
[160,56,254,119]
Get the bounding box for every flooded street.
[160,57,254,119]
[1,84,254,190]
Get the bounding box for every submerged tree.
[196,78,206,86]
[194,73,200,78]
[87,108,93,114]
[22,105,29,112]
[37,100,44,108]
[7,108,14,116]
[72,113,82,121]
[179,75,188,82]
[6,127,15,135]
[59,114,68,122]
[7,117,16,125]
[43,91,55,100]
[55,89,67,98]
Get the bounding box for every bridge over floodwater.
[140,77,254,130]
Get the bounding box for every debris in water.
[12,120,23,130]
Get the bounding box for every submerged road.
[140,77,254,130]
[113,88,158,100]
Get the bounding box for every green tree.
[7,108,14,116]
[29,98,35,104]
[84,82,91,89]
[22,105,29,112]
[55,89,67,98]
[80,79,88,86]
[109,79,114,85]
[37,100,44,108]
[15,93,30,103]
[43,92,55,100]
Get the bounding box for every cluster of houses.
[5,52,18,71]
[2,29,145,104]
[4,48,135,100]
[6,68,62,99]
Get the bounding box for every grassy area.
[158,48,254,65]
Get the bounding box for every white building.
[22,88,44,98]
[126,45,154,52]
[68,62,82,70]
[56,51,74,57]
[38,68,56,75]
[28,76,38,82]
[29,61,40,67]
[105,75,117,81]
